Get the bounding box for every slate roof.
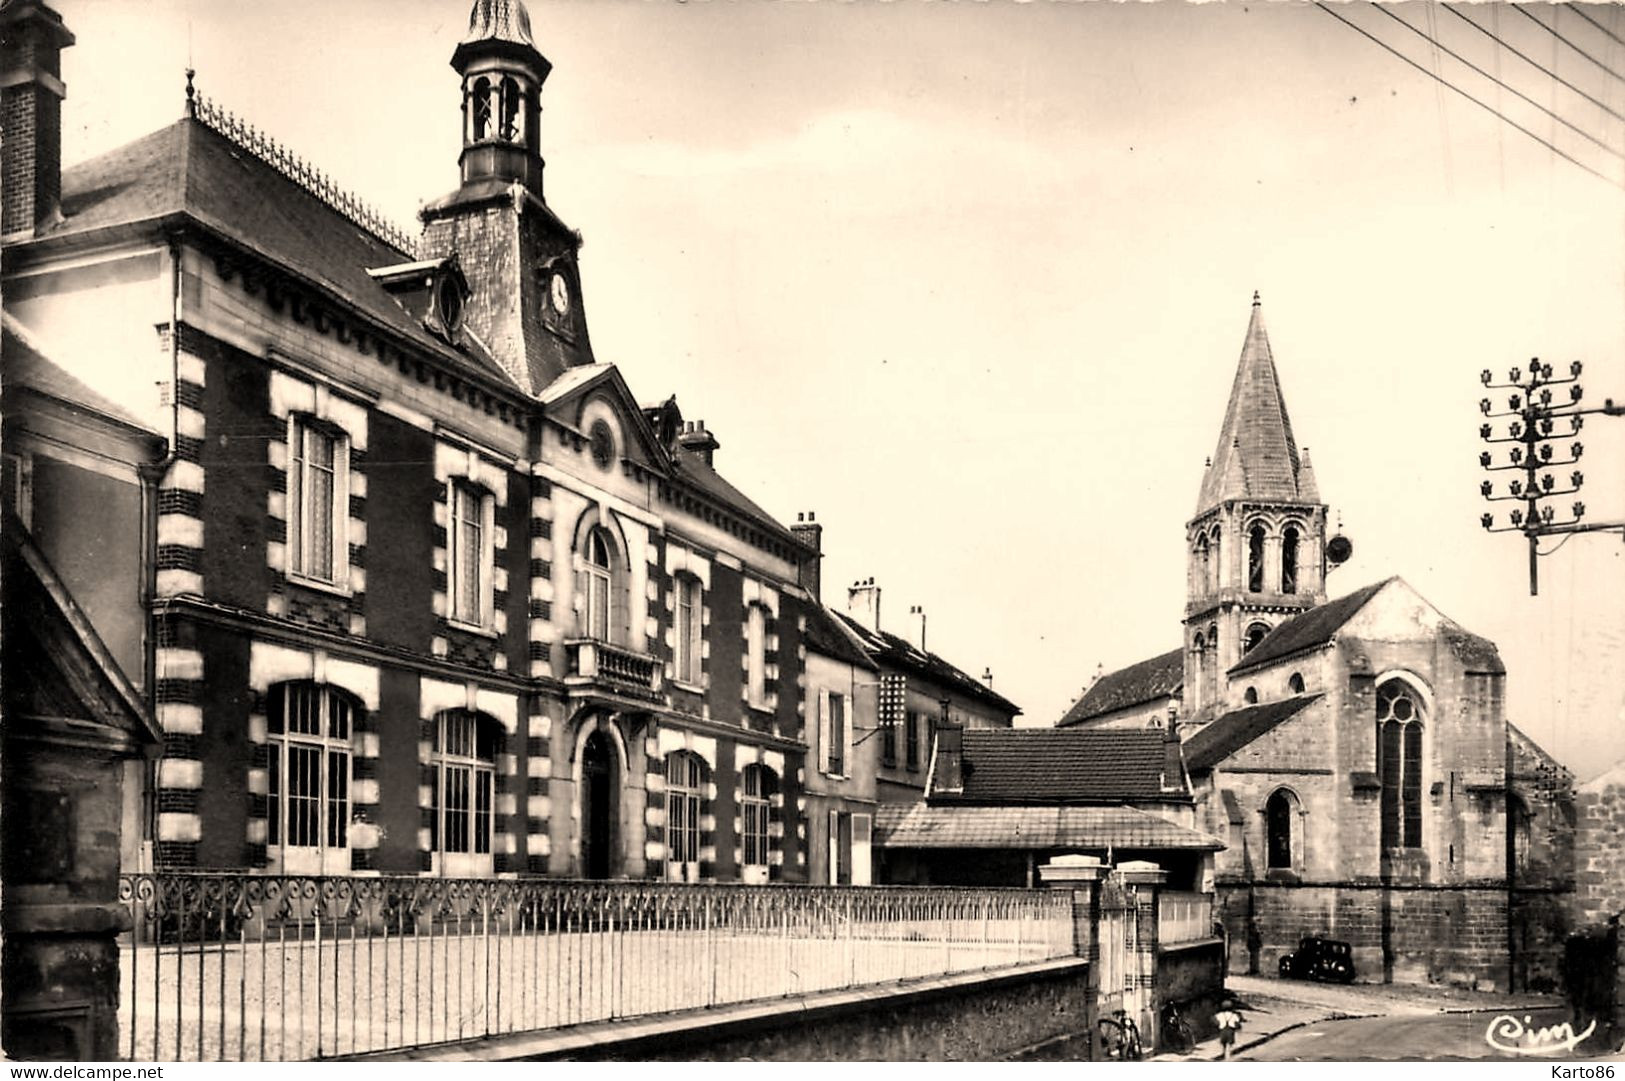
[2,315,157,434]
[1227,579,1392,674]
[833,613,1021,717]
[803,603,877,671]
[1057,647,1183,727]
[873,803,1223,852]
[935,728,1187,804]
[1196,296,1319,513]
[45,119,510,388]
[1182,694,1321,771]
[675,454,805,551]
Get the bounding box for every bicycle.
[1161,1001,1195,1054]
[1097,1008,1143,1060]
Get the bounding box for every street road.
[1244,1008,1599,1061]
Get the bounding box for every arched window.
[433,710,498,870]
[1190,633,1206,712]
[1209,526,1223,593]
[471,76,492,140]
[577,526,625,644]
[1244,622,1270,654]
[1266,789,1296,870]
[741,764,778,881]
[267,682,356,873]
[1248,523,1266,593]
[1195,534,1210,593]
[1376,679,1424,850]
[1281,525,1301,593]
[1288,672,1306,694]
[499,77,521,141]
[665,751,707,879]
[1243,686,1259,705]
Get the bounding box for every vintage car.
[1278,936,1357,983]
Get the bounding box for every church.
[1059,296,1574,991]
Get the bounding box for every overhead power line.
[1512,4,1625,87]
[1370,3,1625,162]
[1569,5,1625,53]
[1444,5,1625,126]
[1312,2,1624,191]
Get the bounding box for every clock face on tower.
[549,271,571,316]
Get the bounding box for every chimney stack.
[846,577,880,634]
[909,604,926,652]
[1,0,75,237]
[790,511,823,602]
[930,725,964,796]
[676,419,719,468]
[1161,707,1185,792]
[981,667,994,689]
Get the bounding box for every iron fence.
[117,873,1074,1061]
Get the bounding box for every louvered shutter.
[852,813,872,886]
[818,689,832,775]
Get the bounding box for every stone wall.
[1574,763,1625,931]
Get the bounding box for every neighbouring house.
[1057,295,1575,991]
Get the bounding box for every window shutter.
[481,492,496,627]
[818,689,832,774]
[827,809,840,885]
[840,694,854,777]
[852,813,872,886]
[334,434,351,582]
[574,565,588,634]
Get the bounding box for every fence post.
[1038,855,1105,1059]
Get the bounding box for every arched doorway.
[581,729,616,879]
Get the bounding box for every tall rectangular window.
[905,710,920,771]
[747,604,767,709]
[826,692,846,776]
[675,576,702,684]
[434,710,495,860]
[288,419,345,584]
[267,683,353,874]
[448,482,491,627]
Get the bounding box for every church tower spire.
[1182,294,1328,722]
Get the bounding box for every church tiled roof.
[1057,647,1183,727]
[1228,578,1392,675]
[1183,694,1321,771]
[1196,295,1320,513]
[933,728,1188,804]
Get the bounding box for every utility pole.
[1478,359,1625,595]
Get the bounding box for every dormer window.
[435,272,465,333]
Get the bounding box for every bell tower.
[1183,294,1328,720]
[420,0,594,394]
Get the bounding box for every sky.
[52,0,1625,781]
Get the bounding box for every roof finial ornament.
[184,68,196,119]
[1252,289,1261,307]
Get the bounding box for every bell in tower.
[451,0,551,198]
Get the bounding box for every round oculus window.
[589,419,615,468]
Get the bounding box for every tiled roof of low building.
[1182,694,1321,771]
[834,613,1021,717]
[934,728,1188,804]
[1057,648,1183,727]
[1227,579,1393,675]
[873,803,1223,851]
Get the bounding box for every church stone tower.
[1183,294,1328,721]
[420,0,594,394]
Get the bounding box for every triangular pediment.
[536,363,674,475]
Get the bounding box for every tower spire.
[1194,293,1311,513]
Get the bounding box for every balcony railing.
[563,638,663,700]
[117,873,1074,1061]
[1157,890,1216,948]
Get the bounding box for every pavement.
[1154,974,1574,1062]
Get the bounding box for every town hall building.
[1059,296,1574,991]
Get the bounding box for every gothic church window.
[1209,526,1222,593]
[1376,679,1424,850]
[1281,525,1301,593]
[1247,523,1266,593]
[1266,788,1297,870]
[1288,672,1306,694]
[1245,622,1269,654]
